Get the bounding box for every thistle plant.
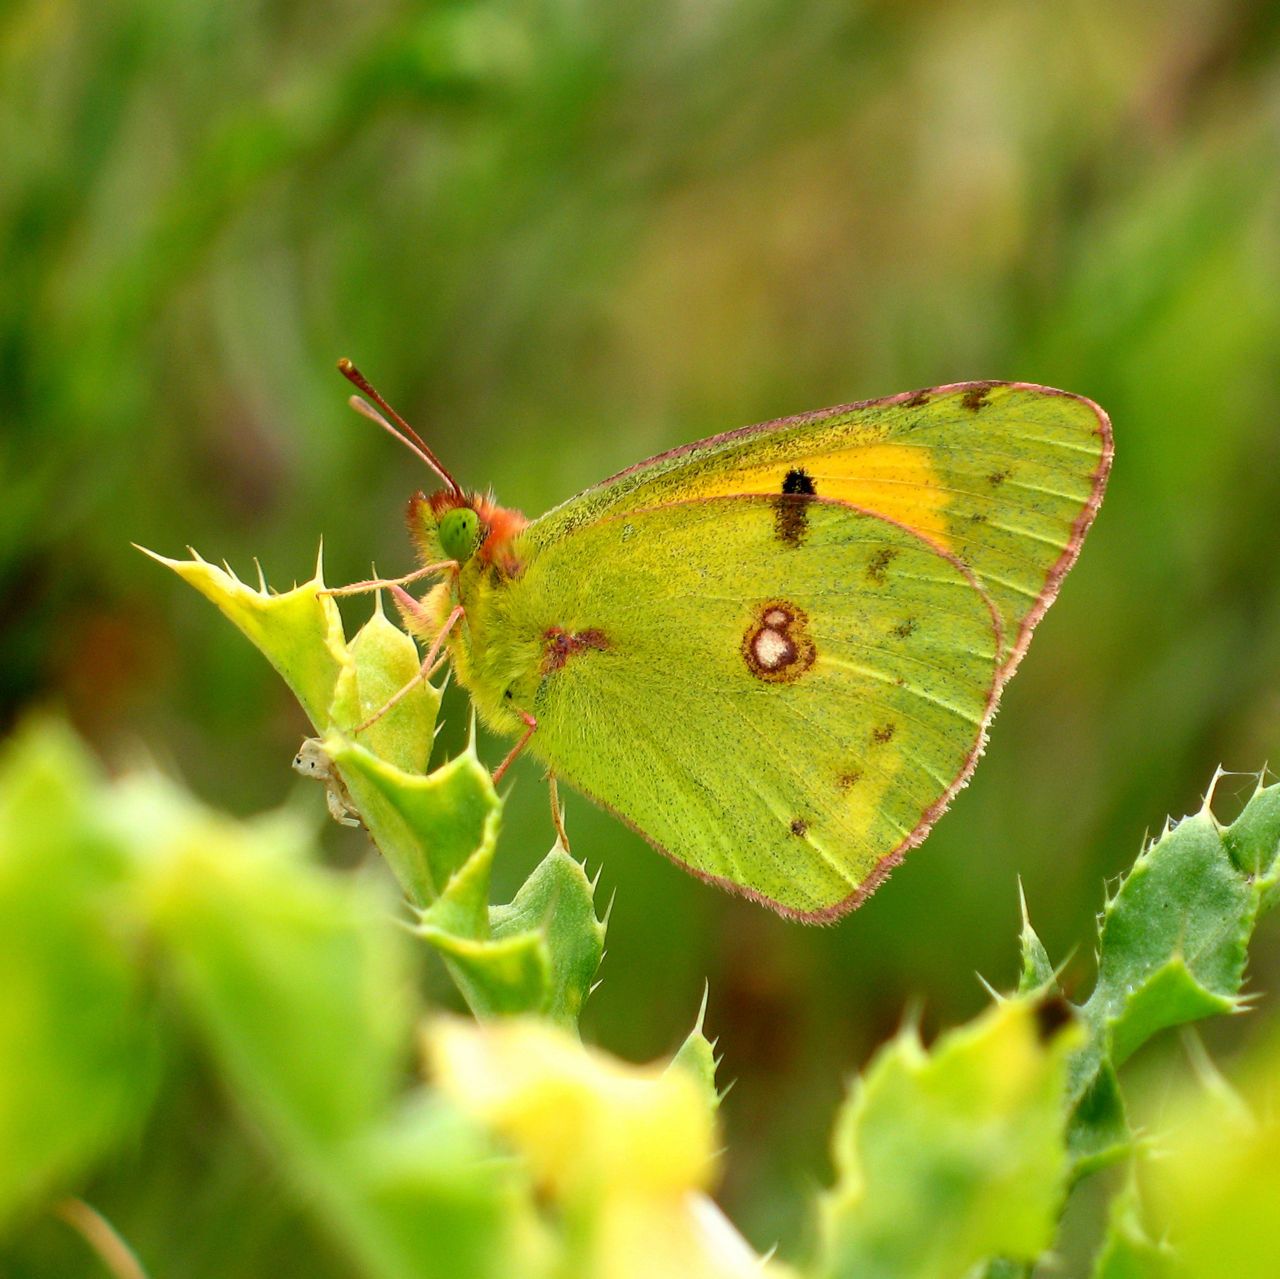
[1,549,1278,1277]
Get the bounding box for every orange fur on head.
[407,488,528,576]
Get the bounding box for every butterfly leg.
[321,561,456,597]
[353,603,463,734]
[548,773,571,851]
[492,708,537,785]
[387,584,440,639]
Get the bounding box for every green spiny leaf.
[421,842,607,1027]
[332,596,439,774]
[667,986,723,1113]
[420,929,551,1019]
[1017,883,1056,995]
[1084,807,1255,1064]
[816,996,1082,1279]
[326,734,500,912]
[1066,776,1280,1180]
[489,845,606,1026]
[141,546,344,729]
[1223,775,1280,883]
[1066,1059,1130,1179]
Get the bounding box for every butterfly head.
[408,488,528,575]
[336,361,529,576]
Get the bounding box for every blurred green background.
[4,0,1280,1271]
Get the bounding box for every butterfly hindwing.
[496,495,1001,918]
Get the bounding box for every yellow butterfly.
[339,365,1111,921]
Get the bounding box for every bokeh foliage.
[3,0,1280,1268]
[3,693,1278,1276]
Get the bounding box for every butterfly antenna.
[337,358,463,496]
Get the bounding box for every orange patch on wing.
[690,445,952,549]
[815,444,951,549]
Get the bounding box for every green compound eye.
[439,507,483,563]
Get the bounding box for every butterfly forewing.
[532,383,1111,680]
[505,496,1001,918]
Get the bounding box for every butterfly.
[334,361,1111,921]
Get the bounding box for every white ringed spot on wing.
[742,600,816,684]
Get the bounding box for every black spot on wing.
[790,817,808,837]
[872,723,896,744]
[782,467,817,496]
[773,468,817,547]
[905,389,931,407]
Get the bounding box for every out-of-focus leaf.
[0,717,528,1277]
[816,997,1082,1279]
[0,722,160,1227]
[115,750,523,1278]
[424,1016,785,1279]
[426,1015,717,1198]
[1144,1028,1280,1279]
[128,777,414,1152]
[1090,1179,1174,1279]
[349,1091,549,1279]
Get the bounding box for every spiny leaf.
[141,546,344,728]
[489,845,606,1027]
[1222,776,1280,885]
[668,986,723,1113]
[1065,778,1280,1175]
[152,545,609,1028]
[816,996,1082,1279]
[1084,807,1255,1061]
[420,841,607,1027]
[1066,1061,1130,1181]
[1017,883,1056,995]
[325,735,500,913]
[332,598,439,774]
[421,928,552,1018]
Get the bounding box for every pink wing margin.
[555,380,1114,922]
